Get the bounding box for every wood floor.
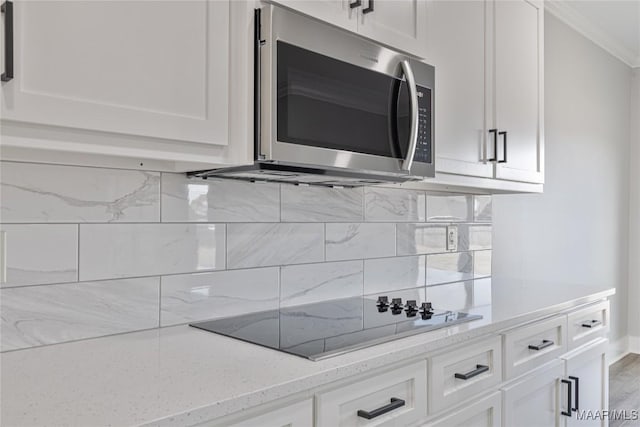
[610,353,640,427]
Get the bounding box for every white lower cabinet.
[423,392,502,427]
[209,398,313,427]
[316,360,427,426]
[502,360,564,427]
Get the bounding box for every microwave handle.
[400,60,419,172]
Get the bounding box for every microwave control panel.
[414,85,432,164]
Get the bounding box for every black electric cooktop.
[190,296,482,361]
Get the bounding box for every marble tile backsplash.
[0,161,492,351]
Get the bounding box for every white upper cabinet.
[492,0,544,183]
[428,0,493,179]
[270,0,428,58]
[1,0,228,146]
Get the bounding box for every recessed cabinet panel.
[567,301,610,351]
[424,392,502,427]
[1,0,229,146]
[268,0,357,32]
[216,399,313,427]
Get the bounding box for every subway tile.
[1,277,159,351]
[364,187,425,222]
[467,224,492,250]
[426,252,474,286]
[281,185,363,222]
[474,196,492,222]
[473,278,492,306]
[326,223,395,261]
[0,224,78,287]
[0,161,159,223]
[426,194,472,222]
[364,256,425,294]
[396,223,447,255]
[426,281,474,311]
[474,250,492,278]
[227,223,324,269]
[281,261,363,307]
[160,268,279,326]
[79,224,225,281]
[161,174,280,223]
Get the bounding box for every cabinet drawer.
[316,360,427,427]
[503,315,567,379]
[567,301,609,350]
[429,336,502,414]
[216,398,313,427]
[422,392,502,427]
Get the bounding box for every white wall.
[492,13,632,352]
[629,69,640,352]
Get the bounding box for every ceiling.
[546,0,640,68]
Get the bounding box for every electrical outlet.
[446,226,458,252]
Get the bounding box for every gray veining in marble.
[0,224,78,287]
[426,252,474,286]
[0,162,160,223]
[161,174,280,223]
[364,187,425,222]
[396,224,448,255]
[466,224,492,250]
[325,223,396,261]
[227,223,324,269]
[281,185,363,222]
[474,196,492,222]
[79,224,226,281]
[426,194,472,222]
[280,261,363,307]
[160,268,279,326]
[1,277,159,351]
[364,256,425,294]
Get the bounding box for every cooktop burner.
[190,296,482,360]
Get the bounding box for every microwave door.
[397,61,420,173]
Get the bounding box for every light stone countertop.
[0,286,615,427]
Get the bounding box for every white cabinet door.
[424,392,502,427]
[1,0,229,146]
[492,0,544,183]
[502,360,564,427]
[357,0,428,58]
[428,0,493,178]
[563,339,609,427]
[268,0,357,32]
[203,398,313,427]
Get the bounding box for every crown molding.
[545,0,639,68]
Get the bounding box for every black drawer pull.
[1,0,13,82]
[581,319,601,328]
[569,376,579,412]
[528,339,553,351]
[498,131,507,163]
[455,364,489,380]
[561,379,573,417]
[350,0,362,8]
[488,129,498,161]
[363,0,374,13]
[357,398,405,419]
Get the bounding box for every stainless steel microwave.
[189,4,435,187]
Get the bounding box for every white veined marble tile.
[0,224,78,287]
[467,224,492,250]
[226,223,324,269]
[474,250,492,278]
[161,174,280,223]
[1,277,160,351]
[426,281,474,311]
[281,185,363,222]
[396,223,447,255]
[79,224,226,281]
[280,260,363,307]
[474,195,492,222]
[325,223,395,261]
[160,268,279,326]
[426,252,474,286]
[473,278,492,306]
[364,187,426,222]
[0,162,160,223]
[426,194,473,222]
[363,256,426,294]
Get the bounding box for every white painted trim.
[629,335,640,354]
[544,1,639,68]
[608,336,631,365]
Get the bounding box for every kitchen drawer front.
[218,398,313,427]
[503,315,567,379]
[567,301,609,350]
[429,336,502,414]
[422,392,502,427]
[316,360,427,427]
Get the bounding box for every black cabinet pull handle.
[569,376,579,412]
[488,129,498,161]
[528,339,553,351]
[1,0,13,82]
[363,0,374,13]
[582,319,601,328]
[498,131,507,163]
[455,364,489,380]
[561,379,573,417]
[357,398,405,419]
[350,0,362,8]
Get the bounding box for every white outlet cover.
[446,225,458,251]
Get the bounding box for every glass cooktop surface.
[190,296,482,361]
